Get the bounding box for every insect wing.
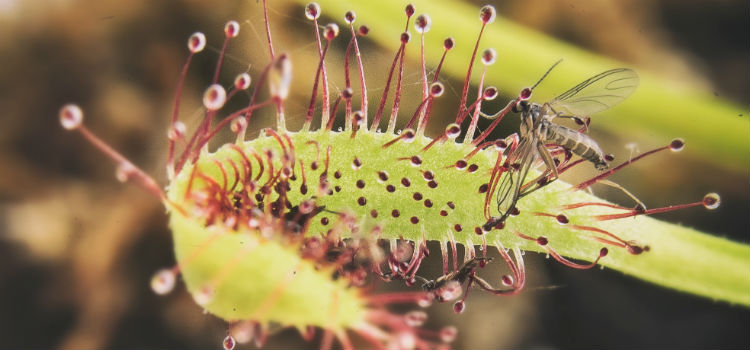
[496,136,537,218]
[548,68,639,116]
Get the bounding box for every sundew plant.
[53,0,748,349]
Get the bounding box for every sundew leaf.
[174,131,750,306]
[304,0,750,172]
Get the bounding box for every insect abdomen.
[545,124,608,170]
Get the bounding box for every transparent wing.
[496,136,537,217]
[548,68,638,116]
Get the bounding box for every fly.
[484,61,639,230]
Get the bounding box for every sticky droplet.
[167,121,186,141]
[224,20,240,38]
[188,32,206,53]
[305,3,321,20]
[439,326,458,343]
[150,268,176,295]
[223,335,236,350]
[703,192,720,210]
[203,84,227,111]
[404,310,428,327]
[59,104,83,130]
[234,73,252,90]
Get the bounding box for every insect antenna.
[530,58,563,91]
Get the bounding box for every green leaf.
[175,130,750,306]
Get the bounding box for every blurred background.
[0,0,747,348]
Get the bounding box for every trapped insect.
[417,245,527,313]
[484,61,640,229]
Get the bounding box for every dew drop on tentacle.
[483,86,498,101]
[352,157,363,170]
[230,116,247,134]
[194,286,215,307]
[410,156,422,167]
[231,321,255,344]
[439,326,458,343]
[222,335,236,350]
[415,14,431,33]
[501,275,514,286]
[703,193,721,209]
[224,20,240,38]
[405,310,428,327]
[474,226,484,236]
[344,10,355,24]
[402,129,416,143]
[401,177,411,187]
[669,138,685,152]
[150,268,176,295]
[599,247,609,258]
[377,171,389,183]
[536,236,549,246]
[481,48,497,65]
[452,300,465,314]
[478,183,489,193]
[405,3,416,18]
[454,159,467,170]
[59,104,83,130]
[437,280,462,301]
[203,84,227,111]
[324,23,340,41]
[358,25,369,36]
[430,82,445,98]
[305,2,321,20]
[494,139,509,153]
[234,73,252,90]
[445,123,461,139]
[167,121,186,141]
[417,293,434,307]
[479,4,496,24]
[188,32,206,53]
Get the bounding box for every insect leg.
[598,179,647,210]
[518,141,557,198]
[471,245,525,296]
